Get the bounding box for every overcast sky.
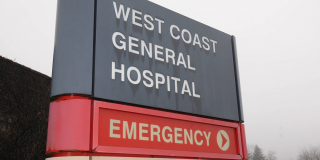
[1,1,320,160]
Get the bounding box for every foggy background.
[1,1,319,159]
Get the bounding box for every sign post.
[47,0,247,159]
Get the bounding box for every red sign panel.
[92,101,245,159]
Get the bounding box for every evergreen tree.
[252,145,266,160]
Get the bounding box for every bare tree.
[297,146,320,160]
[266,150,277,160]
[247,144,255,160]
